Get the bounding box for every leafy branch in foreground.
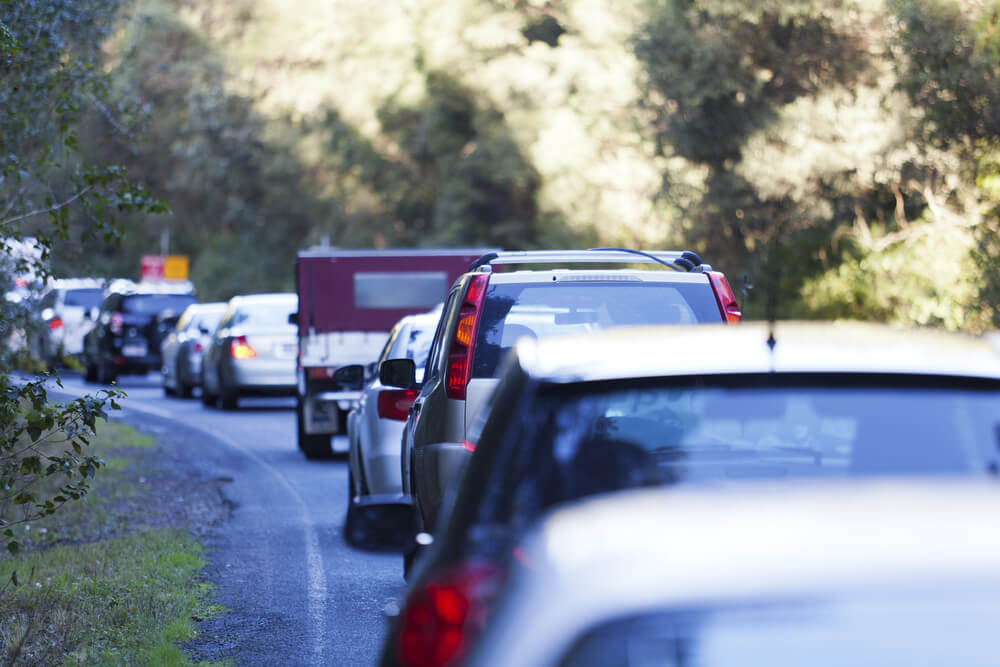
[0,374,125,555]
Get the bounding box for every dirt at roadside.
[114,418,235,537]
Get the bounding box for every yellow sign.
[164,255,189,280]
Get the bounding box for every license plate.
[122,343,147,357]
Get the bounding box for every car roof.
[394,305,443,330]
[472,481,1000,666]
[485,268,711,285]
[228,292,297,305]
[513,321,1000,382]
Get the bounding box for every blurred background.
[5,0,1000,326]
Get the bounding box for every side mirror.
[199,325,211,335]
[345,495,419,553]
[379,358,416,388]
[288,312,298,326]
[333,364,365,389]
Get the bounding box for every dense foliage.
[6,0,1000,320]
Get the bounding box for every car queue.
[19,247,1000,667]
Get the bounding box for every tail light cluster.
[230,336,258,360]
[397,562,505,667]
[707,271,742,323]
[110,312,124,335]
[48,317,64,331]
[445,274,490,400]
[378,388,419,421]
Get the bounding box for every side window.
[217,305,237,331]
[424,288,460,381]
[377,324,404,365]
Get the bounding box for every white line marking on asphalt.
[94,395,329,664]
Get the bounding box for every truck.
[293,247,493,458]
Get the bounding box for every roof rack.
[467,249,709,273]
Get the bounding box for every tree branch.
[0,185,95,227]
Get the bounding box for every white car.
[31,278,105,364]
[345,307,441,546]
[468,481,1000,667]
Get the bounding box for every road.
[52,371,403,666]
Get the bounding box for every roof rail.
[466,249,708,273]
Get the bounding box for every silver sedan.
[161,302,227,398]
[346,308,440,543]
[201,293,298,410]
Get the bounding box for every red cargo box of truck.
[294,247,494,458]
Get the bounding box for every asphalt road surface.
[51,371,404,666]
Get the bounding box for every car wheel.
[84,361,98,383]
[96,361,117,385]
[218,375,238,410]
[345,468,360,545]
[201,370,217,408]
[176,360,194,398]
[297,399,332,459]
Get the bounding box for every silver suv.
[379,249,742,538]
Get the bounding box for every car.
[378,321,1000,667]
[28,278,105,366]
[378,248,741,542]
[82,281,198,384]
[201,293,298,410]
[466,481,1000,667]
[344,307,442,547]
[160,301,228,398]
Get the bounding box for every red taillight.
[445,275,490,400]
[378,388,419,421]
[398,562,504,667]
[461,440,476,453]
[110,312,124,335]
[707,271,742,323]
[308,367,334,379]
[48,317,63,331]
[193,341,203,353]
[230,336,257,360]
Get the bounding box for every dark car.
[379,322,1000,667]
[82,284,197,384]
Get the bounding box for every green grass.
[0,421,227,666]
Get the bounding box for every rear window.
[231,300,297,329]
[472,281,721,377]
[63,288,103,308]
[122,293,196,315]
[560,587,1000,667]
[477,378,1000,538]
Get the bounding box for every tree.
[0,1,160,556]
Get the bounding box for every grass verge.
[0,421,227,666]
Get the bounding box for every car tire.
[201,370,217,408]
[96,361,117,385]
[218,375,238,410]
[83,361,98,383]
[176,360,194,399]
[297,399,332,459]
[345,468,360,546]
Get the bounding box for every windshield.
[560,586,1000,667]
[64,288,103,308]
[478,378,1000,533]
[122,293,197,315]
[472,282,721,378]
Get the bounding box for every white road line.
[96,394,328,664]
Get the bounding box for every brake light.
[707,271,742,323]
[398,562,504,667]
[230,336,257,360]
[48,317,63,330]
[308,367,333,379]
[110,312,124,335]
[461,440,476,453]
[445,274,490,400]
[193,341,203,353]
[378,388,419,421]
